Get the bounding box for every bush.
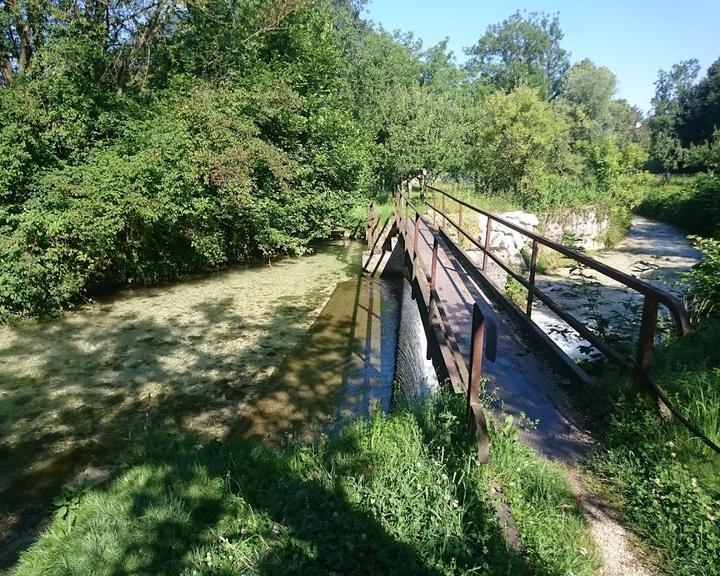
[0,83,365,320]
[684,236,720,318]
[637,174,720,237]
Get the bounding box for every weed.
[504,276,527,309]
[51,483,89,535]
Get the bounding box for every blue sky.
[363,0,720,112]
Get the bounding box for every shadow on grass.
[0,244,371,569]
[13,417,521,575]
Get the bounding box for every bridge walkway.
[409,212,593,463]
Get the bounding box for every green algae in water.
[0,241,363,566]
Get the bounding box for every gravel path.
[566,470,653,576]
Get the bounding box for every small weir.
[236,273,439,439]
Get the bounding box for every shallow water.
[531,216,701,361]
[1,240,408,566]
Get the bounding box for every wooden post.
[526,240,539,316]
[458,203,464,249]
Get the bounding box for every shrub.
[684,236,720,319]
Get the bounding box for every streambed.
[531,216,701,360]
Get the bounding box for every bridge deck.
[412,217,593,464]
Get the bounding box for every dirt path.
[566,470,653,576]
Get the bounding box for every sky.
[363,0,720,112]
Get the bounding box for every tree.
[558,58,616,126]
[467,86,575,205]
[676,58,720,146]
[648,59,701,173]
[651,59,700,116]
[464,11,569,99]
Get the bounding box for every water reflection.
[234,276,404,440]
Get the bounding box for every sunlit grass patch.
[15,393,599,576]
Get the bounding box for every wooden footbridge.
[364,175,720,462]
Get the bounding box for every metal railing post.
[441,192,447,230]
[432,188,437,226]
[458,203,464,249]
[526,240,539,316]
[468,303,490,463]
[635,296,660,392]
[483,217,493,271]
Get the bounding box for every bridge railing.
[398,177,692,393]
[391,189,496,463]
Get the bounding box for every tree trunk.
[0,58,12,85]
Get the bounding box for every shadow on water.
[230,275,402,441]
[0,240,409,569]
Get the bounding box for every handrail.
[389,191,496,462]
[425,184,691,334]
[395,176,720,458]
[401,177,692,387]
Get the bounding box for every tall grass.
[15,393,599,576]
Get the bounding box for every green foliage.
[637,174,720,237]
[52,483,89,535]
[0,1,705,320]
[683,236,720,318]
[13,393,599,576]
[465,11,569,99]
[559,58,617,125]
[0,79,368,319]
[647,57,720,173]
[468,86,579,208]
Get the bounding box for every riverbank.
[11,393,600,576]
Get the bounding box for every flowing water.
[531,216,701,361]
[0,240,432,568]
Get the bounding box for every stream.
[0,239,436,568]
[532,215,701,360]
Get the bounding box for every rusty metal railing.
[394,176,720,456]
[390,190,496,463]
[401,180,691,389]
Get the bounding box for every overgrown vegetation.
[1,2,692,321]
[14,392,598,576]
[637,174,720,237]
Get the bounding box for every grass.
[346,198,395,239]
[586,318,720,576]
[635,173,720,237]
[14,392,599,576]
[431,181,520,214]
